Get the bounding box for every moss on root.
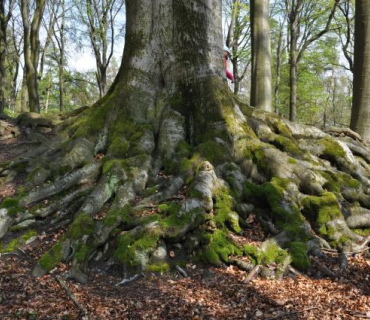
[67,213,95,240]
[287,242,310,270]
[114,228,162,268]
[213,186,241,233]
[39,242,63,272]
[302,192,342,226]
[321,171,361,194]
[272,136,302,157]
[200,229,242,266]
[0,197,23,216]
[319,137,346,160]
[0,230,37,253]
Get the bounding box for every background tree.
[250,0,272,111]
[0,0,15,114]
[21,0,46,113]
[350,0,370,141]
[73,0,124,98]
[224,0,251,96]
[286,0,340,122]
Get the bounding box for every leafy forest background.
[0,0,355,127]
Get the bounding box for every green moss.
[158,203,181,216]
[103,205,133,227]
[243,244,260,264]
[0,197,24,216]
[288,158,297,164]
[261,244,288,265]
[302,192,342,226]
[67,213,95,240]
[146,262,170,273]
[213,186,241,233]
[1,198,20,208]
[21,230,37,242]
[272,136,302,157]
[321,171,361,193]
[0,230,37,253]
[288,242,310,270]
[270,119,292,137]
[160,208,205,240]
[353,228,370,237]
[194,141,229,165]
[114,228,161,268]
[319,137,346,159]
[200,229,241,266]
[75,244,91,262]
[39,242,63,271]
[107,138,130,158]
[244,178,308,242]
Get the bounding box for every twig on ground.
[245,265,261,283]
[312,257,338,279]
[346,310,370,318]
[176,265,189,277]
[55,275,89,320]
[115,273,144,286]
[264,307,319,319]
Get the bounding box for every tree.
[224,0,251,96]
[73,0,124,98]
[1,0,370,284]
[250,0,272,112]
[350,0,370,141]
[286,0,340,122]
[21,0,46,113]
[0,0,15,114]
[51,0,66,111]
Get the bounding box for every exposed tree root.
[1,89,370,284]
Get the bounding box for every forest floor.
[1,123,370,320]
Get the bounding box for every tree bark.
[0,0,15,114]
[250,0,272,112]
[350,0,370,141]
[21,0,46,113]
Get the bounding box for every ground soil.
[1,124,370,320]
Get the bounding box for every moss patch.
[39,242,63,272]
[302,192,342,226]
[319,137,346,160]
[67,213,95,240]
[288,242,310,270]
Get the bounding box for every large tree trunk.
[1,0,370,284]
[350,0,370,141]
[250,0,272,112]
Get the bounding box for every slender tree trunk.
[21,0,46,113]
[0,1,11,114]
[0,31,6,114]
[350,0,370,141]
[289,19,298,122]
[59,0,65,112]
[250,0,272,112]
[274,22,284,115]
[20,73,28,113]
[226,0,238,48]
